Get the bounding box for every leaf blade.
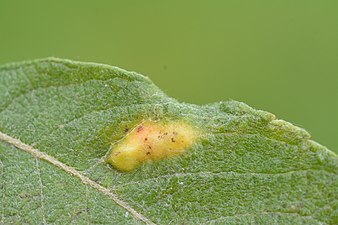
[0,141,143,224]
[0,58,337,224]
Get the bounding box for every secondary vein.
[0,131,156,225]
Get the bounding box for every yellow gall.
[106,120,200,172]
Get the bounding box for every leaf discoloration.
[106,120,200,172]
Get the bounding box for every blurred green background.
[0,1,337,152]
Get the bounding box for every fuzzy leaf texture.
[0,58,337,225]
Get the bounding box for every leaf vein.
[0,159,5,225]
[35,159,46,225]
[0,131,156,225]
[116,169,336,187]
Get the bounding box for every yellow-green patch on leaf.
[106,120,200,172]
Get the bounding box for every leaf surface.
[0,58,337,224]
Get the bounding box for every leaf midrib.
[0,130,156,225]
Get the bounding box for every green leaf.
[0,58,337,225]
